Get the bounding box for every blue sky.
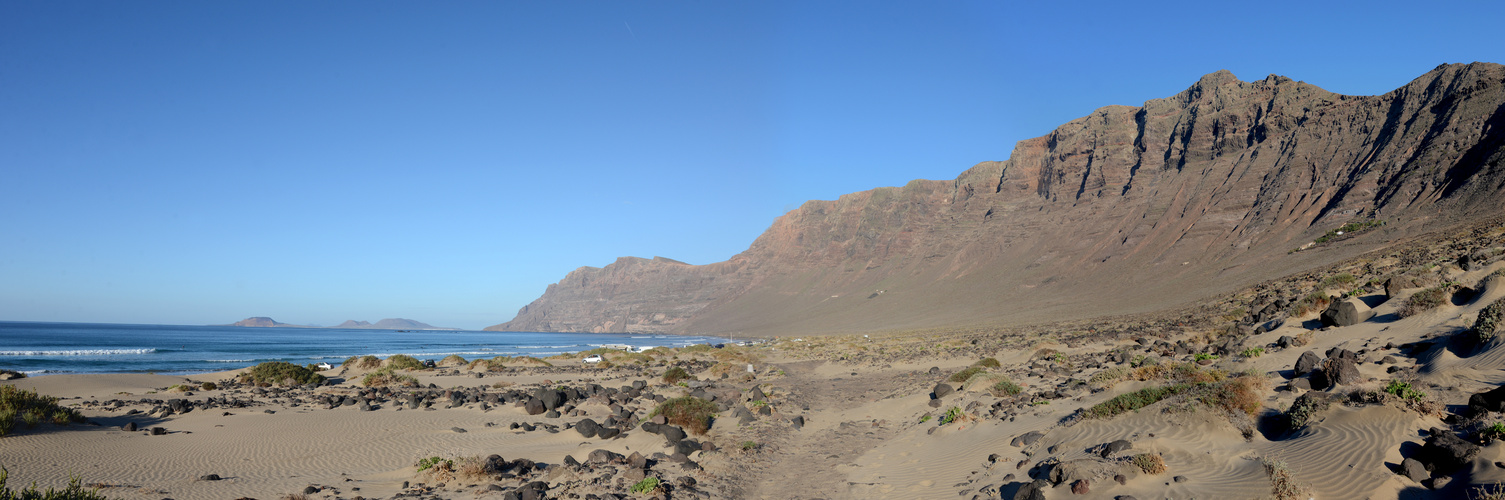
[3,1,1502,330]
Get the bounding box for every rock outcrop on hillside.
[489,63,1505,335]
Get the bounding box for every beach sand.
[5,263,1505,499]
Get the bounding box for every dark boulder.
[1101,439,1132,458]
[1416,427,1481,474]
[122,422,137,432]
[1071,479,1089,495]
[1011,431,1044,447]
[1401,457,1429,483]
[931,383,954,399]
[534,388,565,411]
[575,418,600,438]
[1321,298,1374,327]
[1315,357,1361,388]
[1010,479,1048,500]
[661,425,687,444]
[1468,384,1505,416]
[1294,351,1321,377]
[523,397,546,416]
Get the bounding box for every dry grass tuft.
[1262,458,1307,500]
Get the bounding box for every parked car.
[583,354,604,363]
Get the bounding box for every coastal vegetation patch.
[0,386,85,436]
[0,468,107,500]
[238,361,325,387]
[648,396,716,435]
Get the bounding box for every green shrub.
[344,355,381,369]
[1480,422,1505,443]
[1240,347,1265,358]
[1475,297,1505,342]
[973,357,1002,369]
[0,467,109,500]
[0,386,83,434]
[239,361,326,386]
[1384,380,1426,402]
[416,456,452,472]
[649,396,717,435]
[1086,384,1191,419]
[630,476,661,494]
[1321,273,1357,288]
[1400,286,1449,318]
[740,440,760,451]
[939,406,963,425]
[385,354,425,371]
[991,379,1024,397]
[200,382,217,391]
[1193,353,1218,362]
[362,367,418,387]
[1284,393,1330,429]
[1131,453,1166,474]
[948,366,985,383]
[662,366,691,384]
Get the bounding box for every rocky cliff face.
[489,63,1505,335]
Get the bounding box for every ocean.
[0,321,730,376]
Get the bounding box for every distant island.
[224,317,458,330]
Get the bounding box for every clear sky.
[3,1,1502,330]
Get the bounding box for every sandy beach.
[6,258,1505,499]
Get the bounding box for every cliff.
[488,63,1505,335]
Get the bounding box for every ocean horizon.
[0,320,729,376]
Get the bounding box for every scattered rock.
[1294,351,1321,377]
[932,383,954,399]
[1101,439,1131,458]
[1417,427,1481,474]
[1401,457,1429,483]
[1011,431,1044,447]
[198,474,221,481]
[1070,479,1089,495]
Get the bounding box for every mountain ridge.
[489,62,1505,335]
[226,317,458,330]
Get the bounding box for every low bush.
[649,396,717,435]
[630,477,661,494]
[990,379,1024,397]
[1088,367,1129,389]
[1131,453,1166,474]
[362,367,418,388]
[1384,380,1426,402]
[1321,273,1357,288]
[1475,297,1505,342]
[1294,291,1331,316]
[1085,384,1192,419]
[948,366,985,383]
[663,366,691,384]
[938,406,965,425]
[468,358,505,372]
[1284,393,1330,430]
[0,467,108,500]
[343,355,381,369]
[1400,286,1449,318]
[973,357,1002,369]
[0,384,86,430]
[200,382,217,391]
[1263,458,1305,500]
[385,354,426,371]
[1480,422,1505,444]
[239,361,326,386]
[438,354,468,367]
[1240,347,1265,358]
